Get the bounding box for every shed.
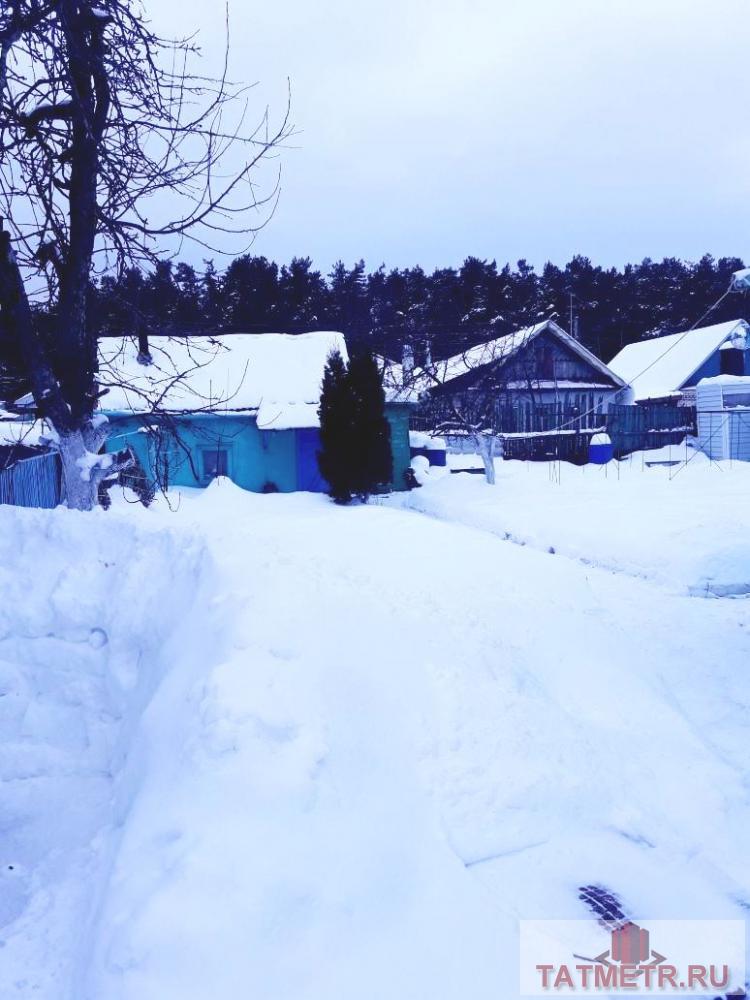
[696,375,750,461]
[100,332,412,494]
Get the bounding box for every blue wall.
[686,352,721,386]
[686,348,748,387]
[386,403,413,491]
[106,413,299,492]
[105,406,412,494]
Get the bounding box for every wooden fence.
[410,401,697,464]
[606,404,696,457]
[411,399,605,435]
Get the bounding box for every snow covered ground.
[1,461,749,998]
[403,447,750,596]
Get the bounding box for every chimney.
[137,331,152,366]
[402,341,415,380]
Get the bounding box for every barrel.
[589,432,613,464]
[426,437,447,467]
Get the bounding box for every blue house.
[608,319,749,406]
[100,332,412,494]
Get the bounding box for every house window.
[724,392,750,408]
[535,343,554,380]
[202,448,228,481]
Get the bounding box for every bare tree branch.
[0,0,291,508]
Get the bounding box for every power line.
[549,283,739,435]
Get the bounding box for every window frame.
[201,446,230,483]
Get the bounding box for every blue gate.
[295,428,329,493]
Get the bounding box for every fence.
[500,430,597,464]
[493,400,605,434]
[606,404,696,457]
[411,400,698,465]
[411,397,605,435]
[0,451,62,509]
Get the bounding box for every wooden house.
[388,319,627,437]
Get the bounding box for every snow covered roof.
[99,332,349,429]
[381,320,625,395]
[0,412,48,448]
[698,373,750,387]
[608,320,749,403]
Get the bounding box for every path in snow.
[84,484,750,1000]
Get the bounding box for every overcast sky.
[154,0,750,274]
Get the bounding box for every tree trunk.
[475,433,496,485]
[57,429,103,511]
[0,227,106,510]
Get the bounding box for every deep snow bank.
[0,505,213,999]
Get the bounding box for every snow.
[410,453,437,484]
[409,430,430,449]
[0,507,210,997]
[409,431,446,452]
[378,356,422,403]
[0,416,48,448]
[76,450,113,482]
[404,450,750,596]
[98,332,348,429]
[699,373,750,388]
[731,267,750,290]
[503,379,616,389]
[1,462,750,998]
[608,319,749,402]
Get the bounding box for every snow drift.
[2,468,749,999]
[0,506,213,999]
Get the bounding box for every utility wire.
[548,284,738,435]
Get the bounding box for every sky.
[152,0,750,274]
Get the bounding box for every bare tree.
[0,0,290,508]
[385,329,539,485]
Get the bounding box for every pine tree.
[317,349,392,504]
[317,349,356,503]
[348,350,392,499]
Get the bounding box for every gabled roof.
[608,320,749,402]
[382,320,625,395]
[99,331,348,429]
